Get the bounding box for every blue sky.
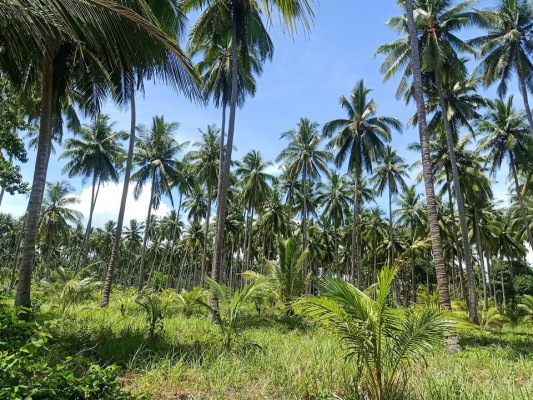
[1,1,515,227]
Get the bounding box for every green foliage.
[177,286,209,317]
[513,275,533,296]
[202,276,271,348]
[296,265,457,400]
[479,307,506,332]
[518,295,533,323]
[136,293,164,338]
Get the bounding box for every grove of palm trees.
[2,0,533,399]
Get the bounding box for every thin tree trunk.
[411,248,416,305]
[15,54,54,309]
[201,184,212,279]
[352,172,360,288]
[436,76,478,323]
[405,0,452,312]
[138,170,156,290]
[519,76,533,135]
[247,207,255,270]
[209,9,238,315]
[500,260,506,308]
[77,174,100,272]
[474,211,488,311]
[100,87,136,307]
[302,164,308,281]
[510,153,533,249]
[388,181,393,262]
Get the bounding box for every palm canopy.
[187,125,221,190]
[131,116,188,209]
[60,114,126,185]
[277,118,331,182]
[316,171,352,228]
[235,150,275,210]
[372,145,410,197]
[395,185,425,234]
[323,80,401,176]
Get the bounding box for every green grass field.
[35,296,533,400]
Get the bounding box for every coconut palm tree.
[317,171,352,273]
[131,116,188,289]
[38,181,82,271]
[277,118,331,276]
[478,97,533,250]
[323,80,401,288]
[60,114,126,270]
[372,146,409,262]
[469,0,533,133]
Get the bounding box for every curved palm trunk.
[210,10,238,315]
[352,172,360,288]
[15,54,54,309]
[405,0,452,313]
[138,169,156,290]
[510,153,533,249]
[436,77,478,323]
[100,88,136,307]
[76,174,101,272]
[518,76,533,135]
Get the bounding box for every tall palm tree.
[38,181,82,270]
[317,171,352,273]
[60,114,126,270]
[8,0,201,309]
[131,116,187,289]
[401,0,455,316]
[372,146,409,262]
[187,125,221,280]
[236,150,275,271]
[323,80,401,288]
[183,0,314,311]
[478,97,533,250]
[379,0,478,322]
[277,118,331,277]
[469,0,533,133]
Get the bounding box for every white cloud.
[72,180,171,228]
[264,162,283,177]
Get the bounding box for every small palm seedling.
[177,287,209,317]
[518,295,533,323]
[296,265,457,400]
[136,294,164,338]
[42,267,102,314]
[114,287,138,317]
[479,307,506,332]
[201,276,271,349]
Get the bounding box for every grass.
[30,294,533,399]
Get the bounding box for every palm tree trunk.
[388,181,393,262]
[201,184,212,279]
[436,76,478,323]
[500,260,506,307]
[510,152,533,249]
[100,87,136,307]
[210,9,238,315]
[405,0,451,312]
[15,54,54,309]
[247,207,255,270]
[138,169,156,290]
[411,248,416,305]
[352,171,360,288]
[302,165,308,278]
[518,76,533,135]
[76,174,100,272]
[474,210,488,311]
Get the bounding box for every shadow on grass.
[459,329,533,360]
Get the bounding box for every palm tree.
[317,171,352,272]
[323,80,401,288]
[372,146,409,263]
[38,182,82,270]
[236,150,275,271]
[8,0,200,310]
[183,0,314,312]
[277,118,330,278]
[478,97,533,251]
[60,114,126,270]
[400,0,455,315]
[131,116,188,289]
[187,125,221,280]
[395,186,425,303]
[469,0,533,133]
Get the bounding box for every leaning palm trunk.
[15,54,54,309]
[76,174,101,272]
[100,88,136,307]
[435,76,479,324]
[518,76,533,135]
[405,0,452,312]
[210,10,239,316]
[138,169,156,290]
